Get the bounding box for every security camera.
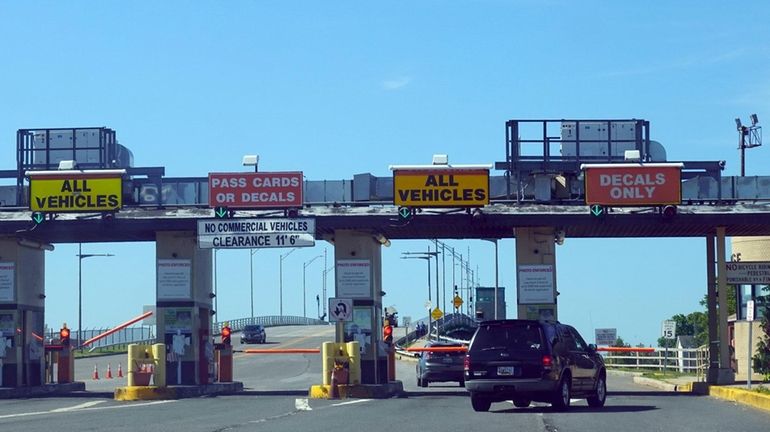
[554,229,566,245]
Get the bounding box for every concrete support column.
[155,232,214,386]
[706,234,720,384]
[0,238,46,387]
[715,227,735,384]
[332,230,386,384]
[514,227,558,320]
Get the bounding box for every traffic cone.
[92,364,100,380]
[117,363,124,378]
[106,363,113,379]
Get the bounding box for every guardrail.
[395,313,477,348]
[212,315,327,335]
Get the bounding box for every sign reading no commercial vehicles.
[725,261,770,284]
[197,218,315,249]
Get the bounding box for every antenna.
[736,114,762,176]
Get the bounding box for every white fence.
[601,347,708,377]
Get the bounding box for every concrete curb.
[114,381,244,401]
[0,382,86,399]
[709,386,770,413]
[309,381,404,399]
[633,376,677,391]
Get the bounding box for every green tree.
[656,312,708,348]
[752,302,770,380]
[612,337,630,348]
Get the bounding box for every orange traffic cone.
[92,364,100,380]
[106,363,113,379]
[117,363,124,378]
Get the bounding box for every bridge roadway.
[1,325,767,431]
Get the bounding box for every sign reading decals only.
[582,163,682,206]
[197,218,315,249]
[28,171,123,212]
[393,169,489,207]
[208,172,303,209]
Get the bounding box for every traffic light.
[60,324,71,347]
[221,324,232,346]
[383,323,393,345]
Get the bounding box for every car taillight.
[542,355,553,369]
[464,355,471,371]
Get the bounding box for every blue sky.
[1,1,768,345]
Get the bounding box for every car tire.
[471,394,491,412]
[420,377,429,388]
[513,400,530,408]
[551,376,571,411]
[587,373,607,408]
[458,378,465,387]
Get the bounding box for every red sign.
[208,172,303,208]
[583,164,682,206]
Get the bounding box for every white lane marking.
[50,401,105,412]
[295,398,312,411]
[0,400,175,420]
[331,399,372,407]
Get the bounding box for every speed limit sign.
[662,320,677,340]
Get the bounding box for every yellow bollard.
[151,343,166,387]
[322,342,334,386]
[346,341,361,385]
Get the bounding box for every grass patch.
[754,386,770,395]
[73,345,128,358]
[641,370,697,380]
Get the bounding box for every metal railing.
[212,315,327,335]
[600,347,707,376]
[395,313,477,348]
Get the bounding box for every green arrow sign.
[214,207,230,219]
[398,206,412,221]
[31,212,45,225]
[590,204,604,217]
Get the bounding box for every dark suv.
[464,319,606,412]
[240,324,266,344]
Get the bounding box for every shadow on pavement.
[402,390,469,397]
[238,390,310,396]
[493,405,659,414]
[609,391,699,397]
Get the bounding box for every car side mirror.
[552,341,568,356]
[588,344,597,352]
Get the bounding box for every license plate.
[443,357,453,364]
[497,366,516,376]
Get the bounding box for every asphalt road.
[2,325,768,432]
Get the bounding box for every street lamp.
[77,243,113,350]
[482,239,500,319]
[279,248,297,316]
[303,255,323,318]
[249,249,258,321]
[402,250,439,339]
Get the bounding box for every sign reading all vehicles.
[197,218,315,249]
[582,163,682,206]
[28,171,123,212]
[208,172,303,209]
[393,168,489,207]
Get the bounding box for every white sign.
[157,259,192,300]
[336,260,371,298]
[747,300,755,322]
[517,265,555,304]
[0,263,14,302]
[594,328,617,346]
[662,320,677,340]
[197,218,315,249]
[725,261,770,284]
[329,298,353,322]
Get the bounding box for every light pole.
[249,249,258,320]
[402,250,439,339]
[303,255,323,318]
[482,239,500,319]
[77,243,113,350]
[279,248,297,316]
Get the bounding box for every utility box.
[560,121,639,160]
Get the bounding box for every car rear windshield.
[471,323,544,353]
[244,325,262,331]
[429,343,466,356]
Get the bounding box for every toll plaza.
[1,119,770,398]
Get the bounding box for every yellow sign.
[393,169,489,207]
[30,175,122,212]
[453,295,463,309]
[431,307,444,320]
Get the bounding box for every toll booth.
[0,238,47,387]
